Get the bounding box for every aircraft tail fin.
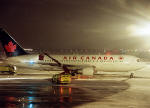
[0,28,28,57]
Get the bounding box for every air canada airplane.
[0,28,146,75]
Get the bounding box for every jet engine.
[82,67,95,75]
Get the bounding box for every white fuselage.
[5,54,146,72]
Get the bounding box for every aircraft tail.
[0,28,28,57]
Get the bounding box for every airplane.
[0,28,146,77]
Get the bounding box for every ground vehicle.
[0,65,15,74]
[52,74,71,84]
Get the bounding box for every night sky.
[0,0,150,50]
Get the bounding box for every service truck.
[0,65,15,74]
[52,73,71,84]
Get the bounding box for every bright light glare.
[128,24,150,37]
[29,60,35,65]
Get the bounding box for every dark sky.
[0,0,150,50]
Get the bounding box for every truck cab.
[52,73,71,84]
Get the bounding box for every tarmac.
[0,65,150,108]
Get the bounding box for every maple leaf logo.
[4,41,16,52]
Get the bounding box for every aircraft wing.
[43,53,93,72]
[36,61,93,71]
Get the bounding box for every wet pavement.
[1,65,150,108]
[0,79,129,108]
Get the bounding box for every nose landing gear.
[130,73,134,78]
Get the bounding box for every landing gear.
[130,73,134,78]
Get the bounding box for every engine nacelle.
[82,67,94,75]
